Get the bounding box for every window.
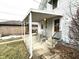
[27,24,38,33]
[49,0,58,9]
[54,19,60,32]
[53,0,58,9]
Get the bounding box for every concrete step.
[45,38,57,48]
[40,52,53,59]
[32,38,57,57]
[41,53,60,59]
[32,39,59,59]
[33,43,50,56]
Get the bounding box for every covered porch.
[23,9,62,59]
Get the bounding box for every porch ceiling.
[24,9,62,22]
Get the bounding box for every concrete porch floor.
[23,34,58,59]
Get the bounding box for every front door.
[53,19,61,39]
[54,19,60,32]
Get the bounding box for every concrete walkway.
[0,39,23,45]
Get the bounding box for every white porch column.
[23,21,26,42]
[29,12,32,59]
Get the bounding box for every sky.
[0,0,41,22]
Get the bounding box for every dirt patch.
[50,42,79,59]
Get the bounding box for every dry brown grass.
[0,40,29,59]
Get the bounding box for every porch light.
[44,18,47,21]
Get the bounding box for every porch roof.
[24,8,62,22]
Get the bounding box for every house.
[39,0,79,43]
[23,0,79,58]
[0,21,24,36]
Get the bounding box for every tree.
[69,4,79,46]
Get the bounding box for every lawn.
[0,40,29,59]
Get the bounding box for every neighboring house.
[0,21,24,36]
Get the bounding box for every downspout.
[29,12,33,59]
